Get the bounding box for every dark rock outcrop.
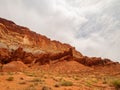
[74,56,115,66]
[0,47,73,65]
[0,48,10,64]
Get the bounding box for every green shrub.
[7,72,14,75]
[111,79,120,89]
[30,78,43,83]
[60,81,73,86]
[85,81,92,87]
[42,86,52,90]
[19,81,26,84]
[6,77,14,81]
[24,84,36,90]
[54,83,60,87]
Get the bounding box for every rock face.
[0,47,74,65]
[0,17,82,57]
[74,56,117,66]
[2,61,28,72]
[0,48,10,64]
[0,17,119,72]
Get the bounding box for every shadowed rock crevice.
[0,47,74,65]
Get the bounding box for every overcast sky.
[0,0,120,62]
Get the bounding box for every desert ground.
[0,61,120,90]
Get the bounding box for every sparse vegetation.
[33,82,39,86]
[6,76,14,81]
[102,78,107,84]
[111,79,120,89]
[30,78,42,82]
[52,77,63,82]
[60,80,73,86]
[7,72,14,75]
[24,84,36,90]
[85,81,92,87]
[54,83,60,87]
[23,71,36,77]
[73,76,79,80]
[91,78,98,83]
[42,86,52,90]
[19,81,26,84]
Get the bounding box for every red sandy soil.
[0,60,120,90]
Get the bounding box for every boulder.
[2,61,28,72]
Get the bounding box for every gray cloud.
[0,0,120,62]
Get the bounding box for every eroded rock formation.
[0,17,82,57]
[74,56,117,66]
[0,17,119,72]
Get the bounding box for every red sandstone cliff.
[0,17,119,69]
[0,17,82,57]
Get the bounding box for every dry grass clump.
[111,79,120,89]
[6,76,14,81]
[60,80,73,86]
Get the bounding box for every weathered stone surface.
[74,56,113,66]
[0,17,82,57]
[0,48,10,64]
[2,61,28,72]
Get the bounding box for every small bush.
[24,84,36,90]
[33,82,39,86]
[7,72,14,75]
[19,81,26,84]
[60,81,73,86]
[111,79,120,89]
[42,86,52,90]
[6,77,14,81]
[73,75,80,80]
[85,81,92,87]
[30,78,42,82]
[27,73,36,77]
[54,83,60,87]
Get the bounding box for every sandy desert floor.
[0,65,120,90]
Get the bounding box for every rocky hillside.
[0,17,119,72]
[0,18,82,57]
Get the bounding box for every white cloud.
[0,0,120,62]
